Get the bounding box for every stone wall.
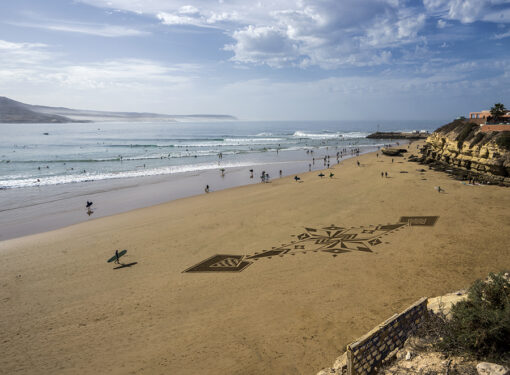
[481,124,510,132]
[346,297,428,375]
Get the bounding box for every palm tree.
[490,103,507,122]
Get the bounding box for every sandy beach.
[1,142,509,375]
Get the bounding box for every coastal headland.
[1,142,509,374]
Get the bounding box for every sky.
[0,0,509,121]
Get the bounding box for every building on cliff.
[469,110,510,132]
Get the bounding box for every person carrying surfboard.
[107,249,128,265]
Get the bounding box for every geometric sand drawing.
[183,216,439,273]
[183,254,252,273]
[399,216,438,226]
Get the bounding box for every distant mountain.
[0,96,237,123]
[0,97,85,123]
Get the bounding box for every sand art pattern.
[183,216,439,273]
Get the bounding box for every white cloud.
[211,59,510,120]
[179,5,199,15]
[45,59,193,89]
[0,40,47,51]
[361,12,426,48]
[0,39,196,90]
[225,26,301,67]
[2,34,509,119]
[437,19,447,28]
[157,12,204,26]
[76,0,428,68]
[482,7,510,22]
[424,0,510,23]
[0,39,54,64]
[26,0,510,72]
[11,21,149,37]
[493,29,510,39]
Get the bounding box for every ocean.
[0,120,440,190]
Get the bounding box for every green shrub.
[437,272,510,362]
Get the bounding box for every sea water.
[0,120,440,190]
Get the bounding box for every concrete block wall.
[346,297,428,375]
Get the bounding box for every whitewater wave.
[1,150,240,164]
[292,130,370,139]
[0,161,257,189]
[293,131,343,139]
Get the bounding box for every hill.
[0,97,84,123]
[0,96,237,123]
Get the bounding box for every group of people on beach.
[202,143,370,194]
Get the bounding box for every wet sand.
[1,143,509,374]
[0,157,335,241]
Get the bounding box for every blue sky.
[0,0,509,120]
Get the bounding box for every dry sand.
[1,143,509,375]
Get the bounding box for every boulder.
[476,362,510,375]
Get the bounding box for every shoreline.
[1,144,389,241]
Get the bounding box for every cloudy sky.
[0,0,509,120]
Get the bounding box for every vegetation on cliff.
[421,272,510,364]
[490,103,508,122]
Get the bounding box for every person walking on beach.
[279,170,282,178]
[114,250,120,264]
[385,172,388,178]
[381,172,384,178]
[260,171,266,182]
[205,185,210,193]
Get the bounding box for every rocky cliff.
[413,119,510,186]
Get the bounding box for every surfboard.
[107,249,127,263]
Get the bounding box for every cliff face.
[418,120,510,186]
